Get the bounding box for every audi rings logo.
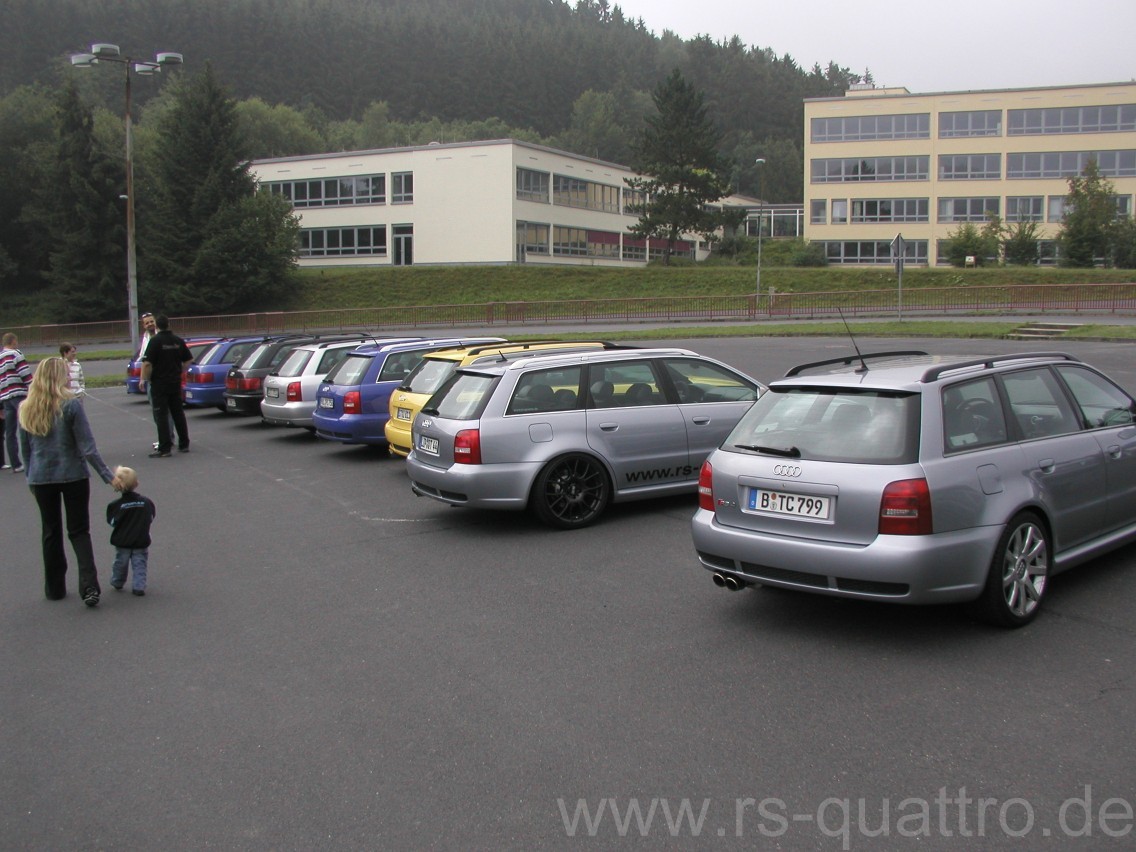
[773,464,803,478]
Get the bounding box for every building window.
[622,237,647,262]
[1006,196,1044,222]
[266,174,385,208]
[1008,104,1136,135]
[551,227,623,257]
[810,199,827,224]
[849,198,929,223]
[623,187,646,216]
[1116,195,1133,218]
[648,240,694,261]
[810,156,930,183]
[1047,197,1067,223]
[938,154,1001,180]
[939,110,1002,138]
[831,199,848,224]
[811,113,930,143]
[823,240,928,264]
[553,176,620,213]
[300,226,387,257]
[1007,150,1136,179]
[392,172,413,203]
[517,221,550,255]
[516,168,550,203]
[938,197,1000,223]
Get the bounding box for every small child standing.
[60,342,86,397]
[106,466,157,596]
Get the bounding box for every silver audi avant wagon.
[407,347,764,529]
[692,351,1136,627]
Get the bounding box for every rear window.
[325,353,372,386]
[237,342,274,369]
[405,358,459,394]
[726,387,920,464]
[276,348,314,378]
[378,351,428,383]
[425,372,499,421]
[221,341,259,365]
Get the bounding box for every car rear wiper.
[734,444,801,458]
[420,405,439,416]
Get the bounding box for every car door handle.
[599,423,618,432]
[691,416,711,425]
[1038,458,1055,473]
[1107,444,1121,459]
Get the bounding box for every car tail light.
[129,365,141,378]
[454,429,481,465]
[230,376,261,392]
[879,478,933,536]
[225,375,237,390]
[286,381,301,402]
[698,460,715,511]
[343,390,361,414]
[194,371,214,384]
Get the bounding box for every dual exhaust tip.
[712,572,749,592]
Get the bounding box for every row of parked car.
[127,335,1136,627]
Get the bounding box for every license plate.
[266,387,279,398]
[319,397,334,409]
[226,398,236,409]
[396,407,412,421]
[748,488,831,519]
[185,391,194,399]
[418,435,439,455]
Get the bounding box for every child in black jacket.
[107,466,157,596]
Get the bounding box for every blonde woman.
[17,357,117,606]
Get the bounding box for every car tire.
[531,453,611,530]
[975,512,1050,628]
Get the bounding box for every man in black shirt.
[141,314,193,458]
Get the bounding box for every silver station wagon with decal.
[407,348,764,529]
[692,351,1136,627]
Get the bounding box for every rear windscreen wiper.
[734,444,801,458]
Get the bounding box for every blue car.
[184,336,267,409]
[313,337,504,446]
[127,336,221,395]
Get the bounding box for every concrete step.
[1004,322,1083,340]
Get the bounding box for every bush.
[790,241,828,267]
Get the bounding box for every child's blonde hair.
[115,466,139,491]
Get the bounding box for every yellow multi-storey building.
[803,81,1136,265]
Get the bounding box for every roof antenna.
[838,308,869,373]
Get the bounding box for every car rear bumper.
[224,394,262,416]
[691,509,1001,604]
[184,386,225,407]
[312,413,386,445]
[406,454,537,510]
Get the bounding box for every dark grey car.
[692,351,1136,626]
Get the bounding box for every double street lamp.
[754,157,766,302]
[70,43,183,354]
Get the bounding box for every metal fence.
[12,283,1136,348]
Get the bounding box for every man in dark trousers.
[141,314,193,458]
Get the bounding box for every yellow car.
[385,340,624,457]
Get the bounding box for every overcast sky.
[611,0,1135,94]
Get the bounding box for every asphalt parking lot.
[3,335,1135,849]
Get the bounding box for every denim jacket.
[18,398,114,486]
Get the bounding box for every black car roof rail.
[784,350,929,377]
[920,352,1081,383]
[460,340,632,362]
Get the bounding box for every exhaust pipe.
[712,573,727,588]
[724,575,747,592]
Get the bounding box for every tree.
[140,64,298,314]
[626,70,731,263]
[1002,220,1041,266]
[1112,216,1136,269]
[944,221,999,267]
[32,81,126,320]
[1058,159,1116,267]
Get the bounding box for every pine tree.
[626,70,731,264]
[1058,159,1117,267]
[36,81,125,320]
[140,64,297,313]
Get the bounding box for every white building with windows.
[803,81,1136,265]
[251,139,721,268]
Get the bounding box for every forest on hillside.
[1,0,864,201]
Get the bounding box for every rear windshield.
[423,372,499,421]
[275,348,314,378]
[237,342,273,370]
[405,358,459,394]
[324,353,372,386]
[726,387,920,464]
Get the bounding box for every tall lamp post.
[754,158,766,306]
[69,43,182,354]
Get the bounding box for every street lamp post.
[70,43,182,354]
[754,158,766,307]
